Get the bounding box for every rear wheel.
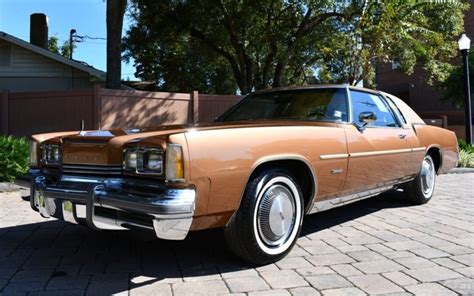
[224,169,304,265]
[404,154,436,205]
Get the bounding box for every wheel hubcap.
[257,184,296,247]
[420,157,435,196]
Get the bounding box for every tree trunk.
[106,0,127,89]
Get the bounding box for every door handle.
[398,134,407,139]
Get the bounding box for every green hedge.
[458,139,474,168]
[459,139,474,154]
[0,136,29,182]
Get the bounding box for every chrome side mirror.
[359,111,377,124]
[354,111,377,132]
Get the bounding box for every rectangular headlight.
[166,144,184,182]
[123,149,138,170]
[29,140,38,166]
[144,150,163,172]
[41,144,61,164]
[123,147,163,175]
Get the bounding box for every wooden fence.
[2,87,471,140]
[1,87,241,137]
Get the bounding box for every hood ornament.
[79,120,86,136]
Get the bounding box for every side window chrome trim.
[380,93,409,129]
[345,86,353,124]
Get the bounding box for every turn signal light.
[166,144,185,182]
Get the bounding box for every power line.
[73,34,107,43]
[82,35,106,40]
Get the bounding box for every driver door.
[341,89,416,195]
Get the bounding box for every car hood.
[33,121,336,166]
[35,120,333,146]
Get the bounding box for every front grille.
[61,164,122,176]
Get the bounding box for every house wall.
[0,40,96,92]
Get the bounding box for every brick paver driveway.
[0,173,473,295]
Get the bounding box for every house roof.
[0,31,106,80]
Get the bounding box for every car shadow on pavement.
[1,189,414,294]
[301,189,411,236]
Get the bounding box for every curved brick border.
[448,168,474,174]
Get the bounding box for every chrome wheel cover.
[420,156,435,197]
[257,184,296,247]
[253,176,302,255]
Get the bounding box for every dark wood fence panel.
[1,88,241,137]
[7,90,94,137]
[100,89,192,129]
[198,94,242,123]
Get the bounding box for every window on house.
[0,45,12,66]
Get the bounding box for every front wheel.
[404,154,436,205]
[224,169,304,265]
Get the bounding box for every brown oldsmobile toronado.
[29,85,458,264]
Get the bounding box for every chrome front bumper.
[32,174,195,240]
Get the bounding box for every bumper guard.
[32,175,195,240]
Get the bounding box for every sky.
[0,0,136,80]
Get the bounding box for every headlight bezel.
[123,147,164,176]
[40,143,61,165]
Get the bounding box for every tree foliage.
[0,136,29,183]
[48,36,76,58]
[440,50,474,107]
[124,0,469,94]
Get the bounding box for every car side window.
[350,90,399,128]
[283,88,348,122]
[218,88,348,122]
[385,96,407,125]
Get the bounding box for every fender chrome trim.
[350,148,412,158]
[320,153,349,160]
[412,147,426,152]
[320,147,427,160]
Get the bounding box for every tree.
[124,0,346,94]
[124,0,468,94]
[440,50,474,107]
[106,0,127,89]
[317,1,469,87]
[48,36,77,58]
[60,40,76,59]
[48,36,60,54]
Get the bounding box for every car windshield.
[216,88,348,123]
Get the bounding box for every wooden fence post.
[441,115,448,129]
[191,91,199,124]
[2,90,9,135]
[93,84,101,130]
